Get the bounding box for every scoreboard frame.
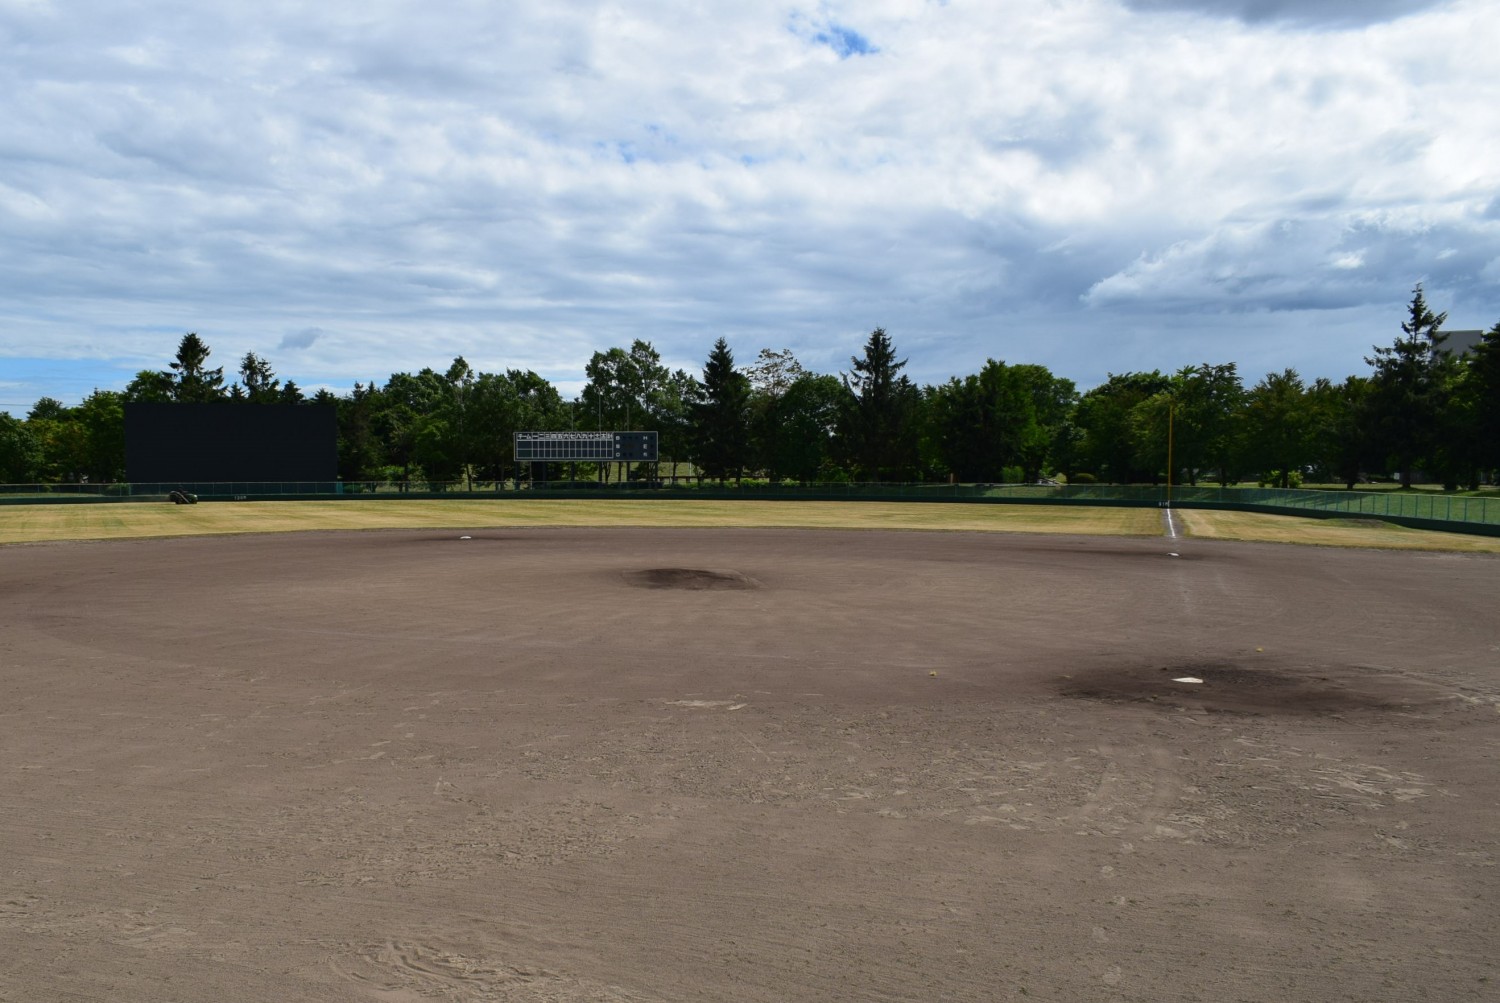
[513,431,659,463]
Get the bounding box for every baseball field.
[2,501,1497,1000]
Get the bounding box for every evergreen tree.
[335,382,388,482]
[1365,285,1450,488]
[839,328,920,481]
[691,338,751,483]
[1470,322,1500,480]
[237,352,282,403]
[166,333,226,403]
[1308,375,1376,489]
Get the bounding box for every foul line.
[1162,507,1179,540]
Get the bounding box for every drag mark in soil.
[333,939,655,1001]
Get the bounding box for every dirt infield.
[3,527,1498,1001]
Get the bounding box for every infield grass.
[3,499,1498,552]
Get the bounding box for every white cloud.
[1,0,1498,408]
[1121,1,1449,28]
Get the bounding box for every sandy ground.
[2,527,1498,1002]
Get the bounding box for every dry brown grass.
[4,498,1496,552]
[1178,508,1500,552]
[0,498,1160,545]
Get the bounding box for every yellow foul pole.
[1166,401,1174,508]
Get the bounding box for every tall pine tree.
[1366,285,1450,488]
[166,333,226,403]
[840,328,921,481]
[691,338,750,484]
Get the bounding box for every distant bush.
[1070,471,1097,484]
[1257,470,1304,488]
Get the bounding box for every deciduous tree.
[0,411,41,482]
[1243,369,1313,488]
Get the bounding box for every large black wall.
[125,403,337,483]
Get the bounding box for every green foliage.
[926,359,1076,484]
[166,333,226,403]
[778,373,845,483]
[28,397,67,421]
[691,338,751,483]
[237,352,283,403]
[1364,285,1452,488]
[579,340,685,482]
[335,382,385,481]
[124,369,176,402]
[1306,375,1374,489]
[1074,371,1171,483]
[19,284,1497,492]
[746,348,809,482]
[75,391,127,482]
[1130,363,1245,487]
[1470,323,1500,477]
[0,411,42,482]
[839,328,920,480]
[1243,369,1313,489]
[467,368,569,482]
[1257,469,1304,488]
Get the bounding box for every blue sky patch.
[789,11,878,59]
[815,23,877,58]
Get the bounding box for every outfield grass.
[0,498,1161,545]
[3,498,1498,552]
[1177,509,1500,553]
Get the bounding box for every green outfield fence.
[3,480,1499,537]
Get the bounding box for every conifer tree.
[691,337,750,483]
[1365,285,1450,488]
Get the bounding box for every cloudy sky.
[3,0,1498,412]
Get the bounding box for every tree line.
[3,287,1498,489]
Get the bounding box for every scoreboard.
[514,431,659,462]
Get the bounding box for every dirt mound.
[622,567,760,590]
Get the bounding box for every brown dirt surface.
[3,527,1498,1001]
